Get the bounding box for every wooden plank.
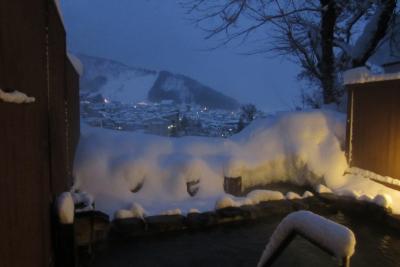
[48,1,70,195]
[0,0,52,266]
[347,79,400,183]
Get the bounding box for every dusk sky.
[61,0,302,112]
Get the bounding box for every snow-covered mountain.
[78,54,158,103]
[148,71,240,110]
[78,54,240,110]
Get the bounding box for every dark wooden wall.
[0,1,80,266]
[346,79,400,182]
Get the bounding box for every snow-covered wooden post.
[224,176,243,196]
[257,211,356,267]
[344,67,400,190]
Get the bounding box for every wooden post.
[223,176,242,196]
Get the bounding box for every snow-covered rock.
[57,192,75,224]
[302,191,314,198]
[246,190,285,204]
[257,211,356,267]
[285,192,302,200]
[315,184,333,194]
[160,208,182,216]
[373,194,392,210]
[215,196,239,210]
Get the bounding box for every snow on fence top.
[54,0,66,27]
[343,67,400,85]
[67,53,84,76]
[0,89,35,104]
[257,211,356,267]
[57,192,75,224]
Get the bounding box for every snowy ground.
[72,110,400,218]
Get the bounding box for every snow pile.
[246,190,285,204]
[302,191,314,198]
[0,89,35,104]
[215,196,239,210]
[285,192,302,200]
[334,174,400,212]
[257,211,356,267]
[189,209,200,214]
[73,110,348,216]
[373,194,393,209]
[71,191,94,212]
[57,192,75,224]
[161,208,182,216]
[315,184,333,194]
[115,202,146,220]
[346,167,400,187]
[343,67,400,85]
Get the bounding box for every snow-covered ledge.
[67,52,84,76]
[343,67,400,85]
[257,211,356,267]
[0,89,35,104]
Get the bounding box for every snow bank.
[257,211,356,267]
[246,190,285,204]
[73,110,348,216]
[0,89,35,104]
[347,167,400,187]
[335,174,400,213]
[57,192,75,224]
[343,67,400,85]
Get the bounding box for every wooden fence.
[346,79,400,189]
[0,1,80,266]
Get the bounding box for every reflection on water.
[92,213,400,267]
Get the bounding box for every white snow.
[188,208,200,214]
[0,89,35,104]
[285,192,302,200]
[346,167,400,187]
[67,53,84,76]
[257,211,356,267]
[114,202,146,219]
[215,196,239,210]
[343,67,400,85]
[160,208,182,216]
[315,184,333,194]
[334,175,400,213]
[246,190,285,204]
[373,194,393,209]
[74,110,348,216]
[54,0,66,27]
[73,109,400,216]
[57,192,75,224]
[79,55,158,104]
[302,191,314,198]
[71,191,94,212]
